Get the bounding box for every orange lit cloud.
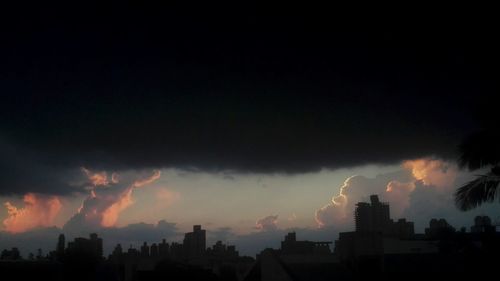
[64,169,162,231]
[3,193,62,233]
[385,180,416,217]
[82,167,117,187]
[403,158,457,189]
[133,170,161,188]
[386,180,415,193]
[101,188,134,227]
[99,170,161,227]
[315,158,460,228]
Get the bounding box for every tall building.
[335,195,423,261]
[140,242,150,258]
[0,248,21,260]
[56,234,65,260]
[108,243,124,262]
[425,218,455,238]
[127,246,140,257]
[205,241,239,259]
[471,216,495,233]
[158,239,169,257]
[393,219,415,239]
[170,242,184,259]
[355,195,392,235]
[150,243,159,257]
[90,233,103,258]
[112,244,123,256]
[67,233,103,258]
[183,225,206,258]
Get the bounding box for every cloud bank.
[63,169,161,232]
[3,193,62,233]
[315,158,460,229]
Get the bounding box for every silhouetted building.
[183,225,206,258]
[110,243,123,261]
[471,216,495,233]
[425,218,455,239]
[1,247,21,260]
[150,243,159,257]
[159,239,169,257]
[67,233,103,258]
[127,246,139,257]
[336,195,432,261]
[355,195,392,235]
[140,242,150,258]
[280,232,332,255]
[354,195,414,239]
[393,219,415,239]
[56,234,65,260]
[206,241,239,259]
[170,242,184,260]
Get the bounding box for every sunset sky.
[0,4,498,256]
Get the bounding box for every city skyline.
[2,193,499,281]
[2,192,498,259]
[1,3,499,280]
[1,160,499,257]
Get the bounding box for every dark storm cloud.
[0,4,498,194]
[0,138,85,195]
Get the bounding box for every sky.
[0,4,499,256]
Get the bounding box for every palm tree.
[455,130,500,211]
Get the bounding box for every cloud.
[384,180,415,215]
[100,170,161,227]
[82,167,114,187]
[315,176,354,228]
[155,188,181,209]
[207,227,234,245]
[101,188,135,227]
[314,174,401,228]
[0,227,61,257]
[3,193,62,233]
[0,9,494,197]
[403,159,458,189]
[0,138,86,196]
[104,220,180,247]
[315,158,463,229]
[63,170,161,232]
[133,170,161,188]
[256,215,279,231]
[315,204,345,229]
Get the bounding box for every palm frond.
[455,173,500,211]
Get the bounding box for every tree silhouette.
[455,130,500,210]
